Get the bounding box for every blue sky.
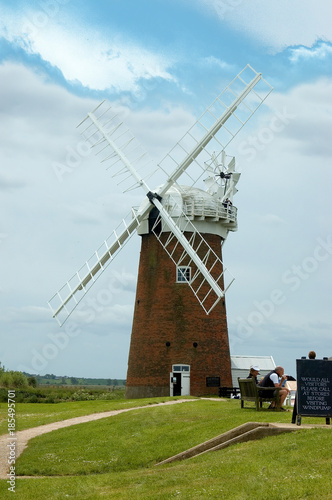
[1,0,332,379]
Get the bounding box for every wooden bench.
[218,386,241,398]
[238,377,281,411]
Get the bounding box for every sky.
[1,0,332,380]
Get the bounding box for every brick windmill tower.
[49,65,272,398]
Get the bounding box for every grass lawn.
[0,398,331,499]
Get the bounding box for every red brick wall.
[125,231,232,398]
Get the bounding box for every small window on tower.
[177,266,191,283]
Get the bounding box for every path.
[0,398,203,479]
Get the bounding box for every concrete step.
[155,421,330,466]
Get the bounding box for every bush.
[71,389,95,401]
[0,388,7,402]
[26,395,39,404]
[0,372,12,388]
[0,370,28,388]
[11,371,28,387]
[97,390,126,400]
[28,376,38,387]
[44,396,55,404]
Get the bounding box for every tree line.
[0,363,125,388]
[0,362,37,388]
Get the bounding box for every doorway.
[170,364,190,396]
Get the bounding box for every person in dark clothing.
[247,365,260,384]
[258,366,289,411]
[292,351,316,423]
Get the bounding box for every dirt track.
[0,398,202,479]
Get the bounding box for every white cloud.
[264,78,332,158]
[0,174,27,191]
[203,56,233,70]
[77,303,135,329]
[0,10,176,92]
[0,305,50,324]
[197,0,332,52]
[289,42,332,63]
[259,214,285,226]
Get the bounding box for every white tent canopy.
[231,355,276,387]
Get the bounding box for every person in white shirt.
[258,366,290,411]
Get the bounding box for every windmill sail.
[157,64,273,191]
[48,209,141,325]
[77,101,157,193]
[49,64,272,325]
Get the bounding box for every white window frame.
[176,266,191,283]
[172,364,190,372]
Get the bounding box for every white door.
[181,373,190,396]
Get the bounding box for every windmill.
[49,64,272,398]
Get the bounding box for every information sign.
[296,359,331,425]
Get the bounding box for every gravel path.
[0,398,202,479]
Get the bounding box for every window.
[177,266,191,283]
[173,365,190,372]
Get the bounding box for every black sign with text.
[206,376,220,387]
[296,359,332,417]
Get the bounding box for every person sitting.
[258,366,290,411]
[247,365,260,384]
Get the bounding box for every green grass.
[9,399,308,476]
[0,399,331,499]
